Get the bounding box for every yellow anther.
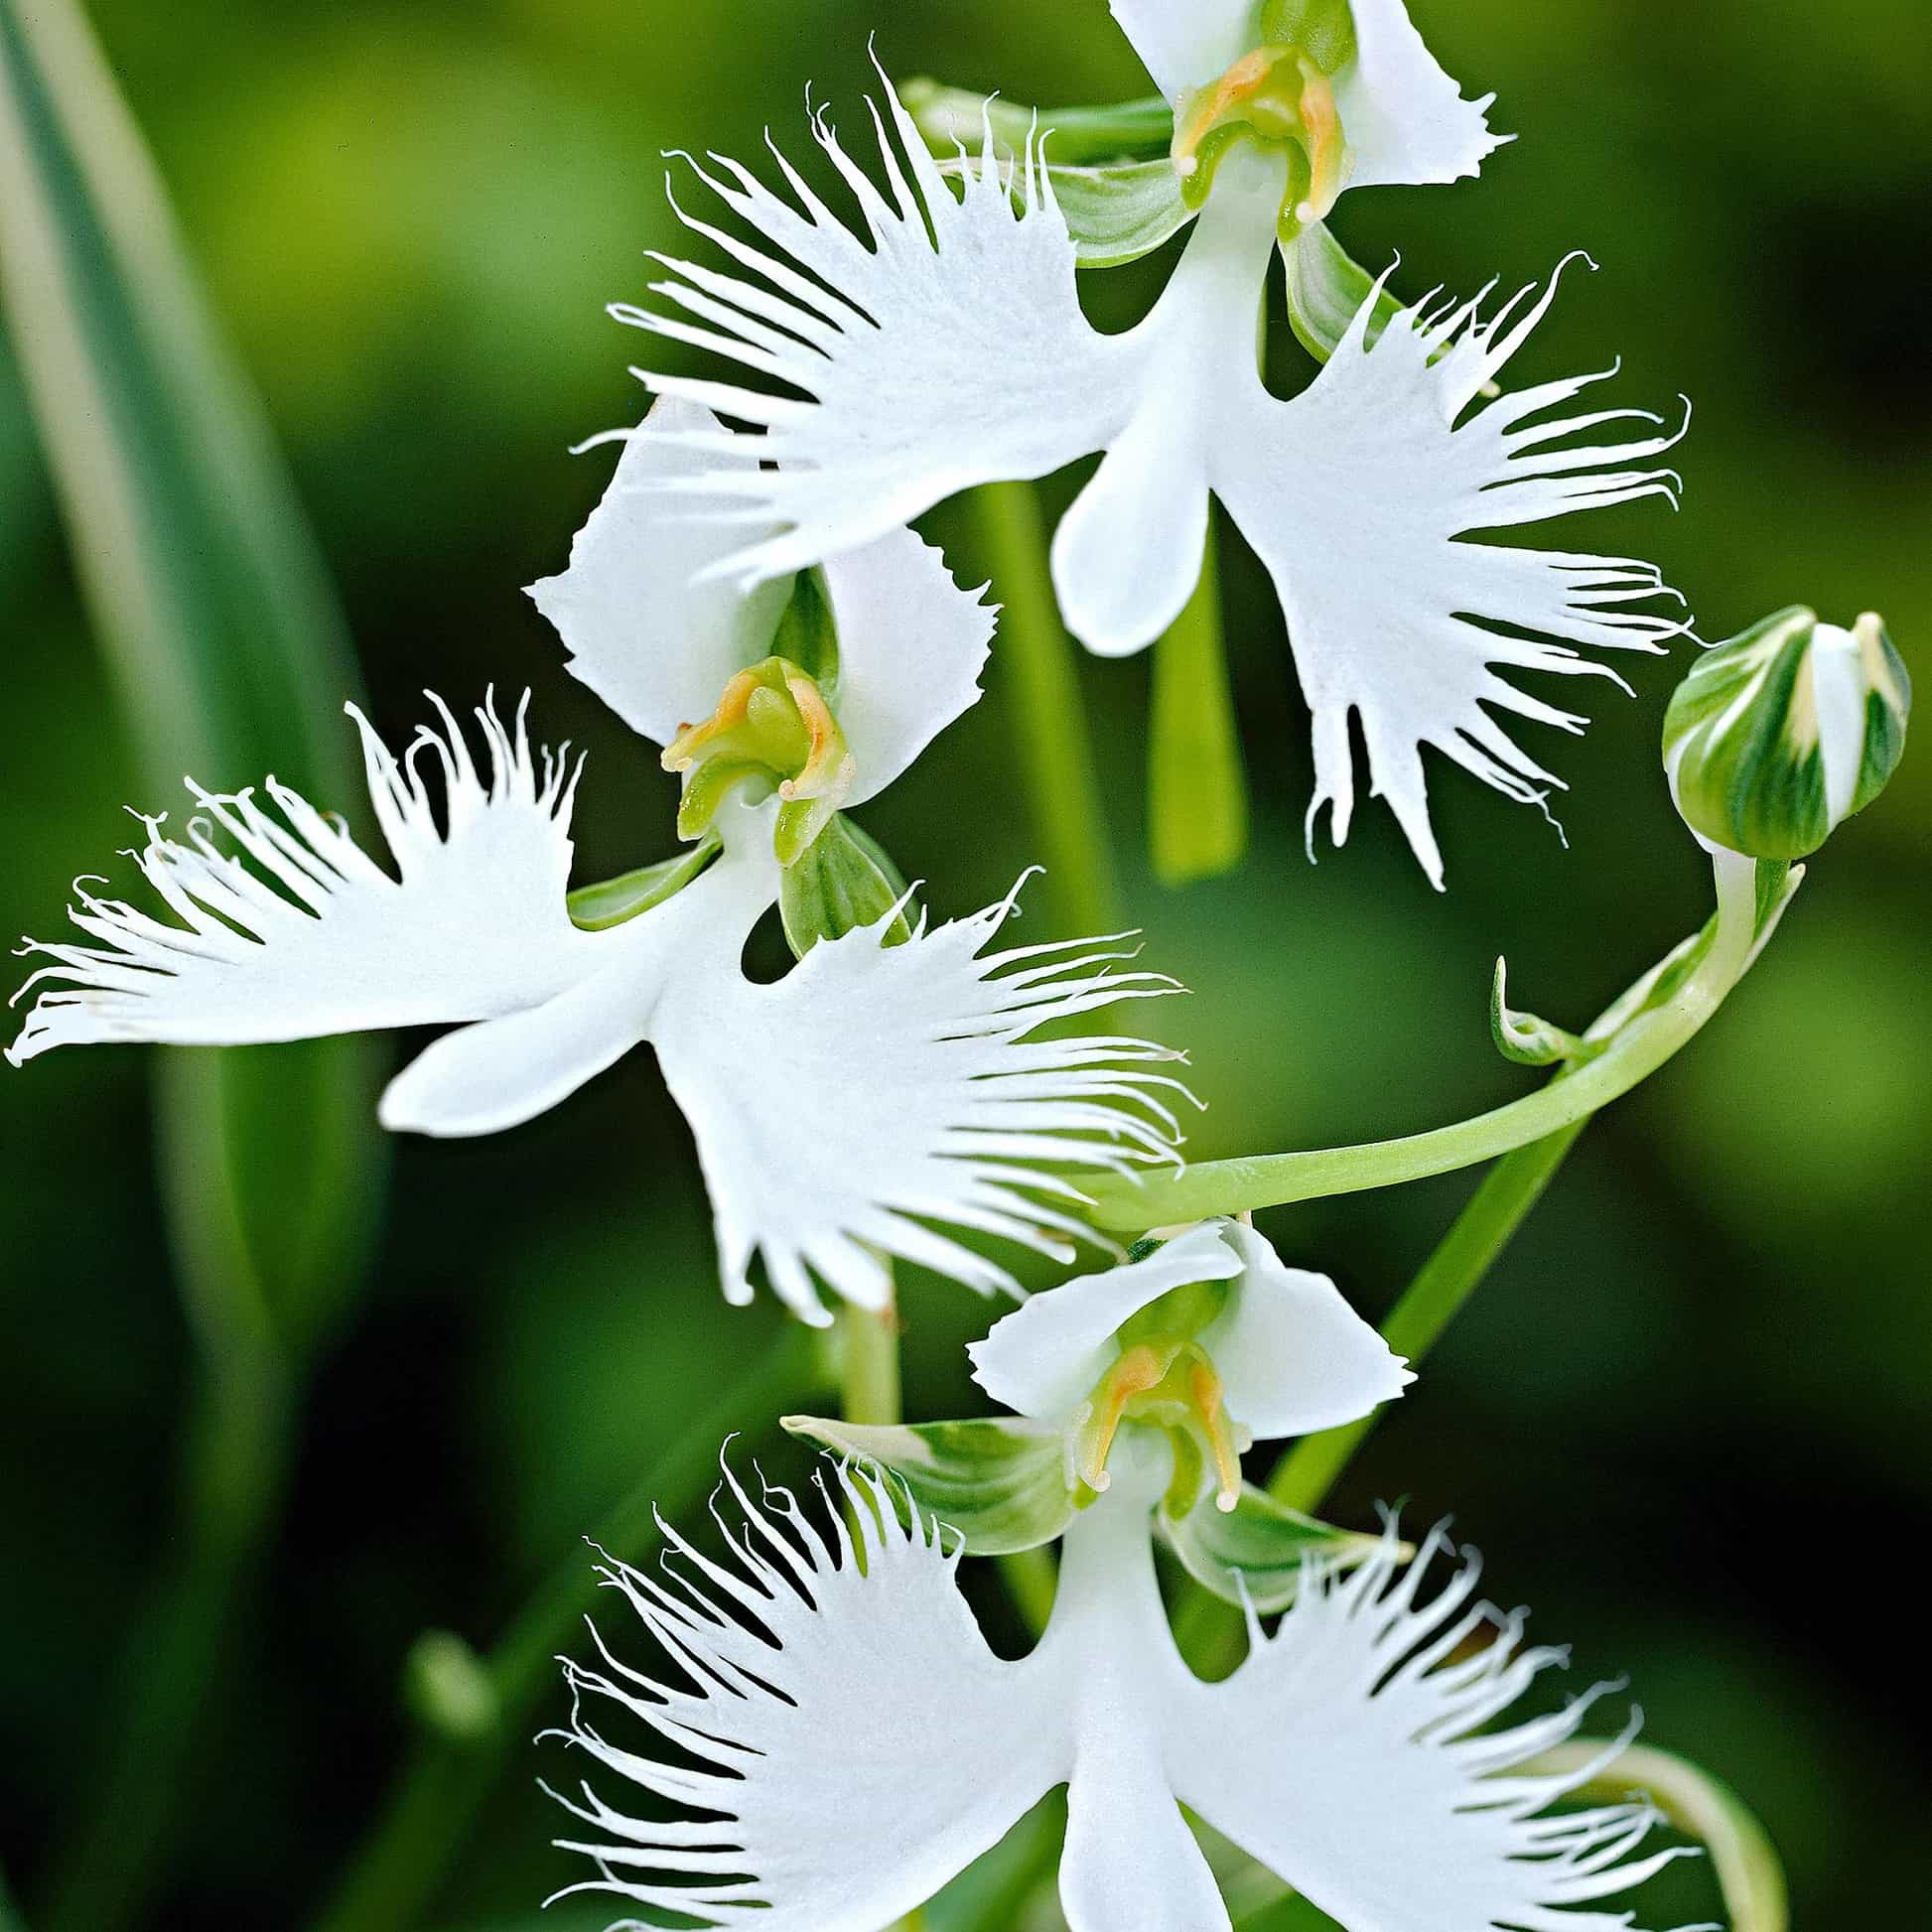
[1074,1343,1170,1494]
[662,666,768,775]
[777,672,857,808]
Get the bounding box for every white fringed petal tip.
[969,1216,1410,1438]
[547,1458,1700,1932]
[8,703,1197,1324]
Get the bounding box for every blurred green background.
[2,0,1927,1926]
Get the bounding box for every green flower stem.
[1149,528,1248,885]
[1527,1742,1788,1932]
[1267,1119,1587,1514]
[838,1297,903,1427]
[310,1326,824,1932]
[1083,854,1764,1231]
[1,1864,27,1932]
[968,482,1120,936]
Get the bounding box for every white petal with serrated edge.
[1337,0,1509,189]
[555,1449,1691,1932]
[1208,1222,1412,1435]
[530,399,993,801]
[618,62,1133,582]
[1173,1526,1700,1932]
[527,396,792,750]
[7,696,604,1062]
[1108,0,1261,97]
[1215,254,1690,887]
[547,1460,1062,1931]
[649,865,1197,1326]
[968,1221,1240,1421]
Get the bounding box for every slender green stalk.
[1149,532,1247,885]
[1528,1742,1787,1932]
[838,1298,903,1427]
[1268,1121,1586,1512]
[968,481,1120,935]
[1,1864,26,1932]
[1084,856,1764,1229]
[311,1327,822,1932]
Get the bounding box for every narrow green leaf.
[784,1414,1077,1555]
[568,836,720,929]
[0,7,385,1926]
[1149,530,1247,884]
[1528,1740,1788,1932]
[1160,1482,1384,1613]
[0,0,383,1343]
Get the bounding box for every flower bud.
[1664,607,1910,859]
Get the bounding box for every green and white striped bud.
[1664,607,1910,859]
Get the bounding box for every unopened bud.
[1664,607,1909,859]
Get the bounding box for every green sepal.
[899,78,1173,167]
[768,565,840,696]
[899,78,1188,267]
[783,1414,1077,1556]
[1281,220,1402,363]
[1160,1481,1388,1614]
[567,834,720,931]
[1489,957,1588,1067]
[778,812,913,959]
[1282,222,1498,394]
[1050,158,1193,267]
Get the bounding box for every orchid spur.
[7,408,1195,1323]
[550,1223,1693,1931]
[613,10,1690,884]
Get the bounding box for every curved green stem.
[1268,1121,1586,1513]
[968,481,1120,936]
[310,1325,824,1932]
[1528,1742,1787,1932]
[1086,853,1771,1230]
[837,1297,902,1427]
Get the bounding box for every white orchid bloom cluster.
[611,0,1692,885]
[11,0,1909,1926]
[8,404,1194,1326]
[553,1222,1690,1931]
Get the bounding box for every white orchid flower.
[617,29,1689,885]
[969,1215,1412,1508]
[548,1449,1692,1932]
[8,407,1194,1322]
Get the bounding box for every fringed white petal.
[1107,0,1261,96]
[1175,1526,1699,1932]
[546,1459,1058,1932]
[1219,256,1691,887]
[969,1220,1242,1422]
[530,398,993,801]
[8,696,601,1062]
[1209,1222,1413,1437]
[650,874,1198,1325]
[619,62,1129,581]
[1337,0,1510,190]
[528,395,794,750]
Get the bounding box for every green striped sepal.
[1664,607,1910,859]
